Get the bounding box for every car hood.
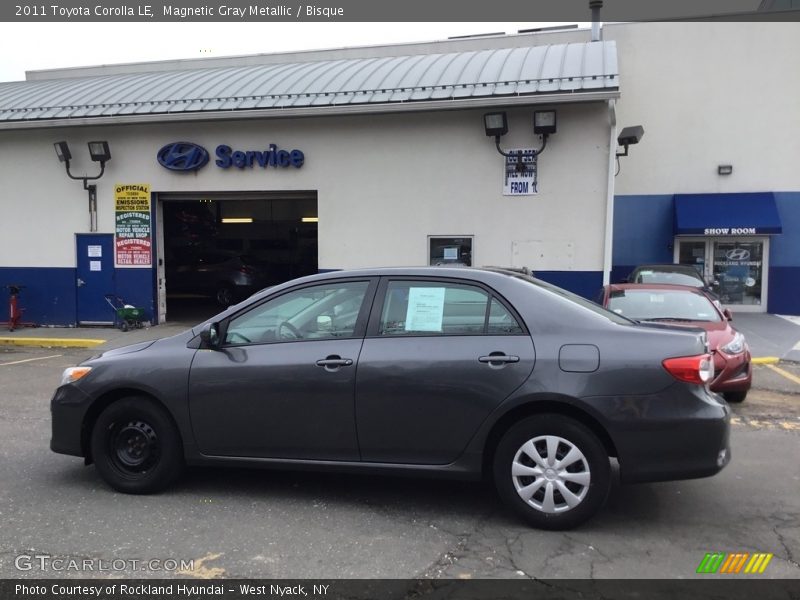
[92,340,157,359]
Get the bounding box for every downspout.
[602,99,617,286]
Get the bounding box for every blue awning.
[674,192,782,236]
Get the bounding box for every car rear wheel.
[723,390,747,403]
[493,415,610,530]
[90,397,184,494]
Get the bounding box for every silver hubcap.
[511,435,591,514]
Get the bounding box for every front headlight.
[60,366,92,386]
[720,332,745,355]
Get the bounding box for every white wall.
[604,22,800,195]
[0,103,611,271]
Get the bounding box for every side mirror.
[723,309,733,321]
[199,322,221,349]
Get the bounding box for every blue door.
[76,234,115,325]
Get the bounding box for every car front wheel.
[493,415,610,530]
[90,397,184,494]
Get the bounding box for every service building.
[0,20,797,326]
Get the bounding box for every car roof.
[249,266,535,297]
[631,264,703,274]
[287,265,527,279]
[607,283,706,293]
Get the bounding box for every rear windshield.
[507,273,633,325]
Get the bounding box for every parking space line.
[765,363,800,386]
[0,354,63,366]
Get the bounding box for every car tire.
[493,414,610,530]
[90,396,184,494]
[215,284,234,306]
[723,390,747,403]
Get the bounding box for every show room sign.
[114,184,151,268]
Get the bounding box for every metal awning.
[674,193,783,235]
[0,41,619,128]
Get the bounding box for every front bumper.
[710,349,752,394]
[50,384,93,457]
[587,382,731,484]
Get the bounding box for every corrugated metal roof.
[0,41,618,125]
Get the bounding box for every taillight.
[662,354,714,385]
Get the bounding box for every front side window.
[378,281,522,336]
[225,281,369,345]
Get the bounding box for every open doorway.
[158,191,318,323]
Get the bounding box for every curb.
[0,337,106,349]
[751,356,780,365]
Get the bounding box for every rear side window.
[378,281,522,336]
[487,298,524,334]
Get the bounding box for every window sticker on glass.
[649,294,665,303]
[405,287,446,332]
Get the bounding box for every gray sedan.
[51,267,730,530]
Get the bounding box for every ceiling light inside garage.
[221,218,253,223]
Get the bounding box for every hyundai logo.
[157,142,209,172]
[725,248,751,261]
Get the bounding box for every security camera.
[617,125,644,147]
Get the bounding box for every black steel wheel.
[493,414,610,530]
[90,396,183,494]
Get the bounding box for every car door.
[355,278,535,465]
[188,278,376,460]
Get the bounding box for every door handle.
[478,353,520,365]
[315,355,354,369]
[76,278,86,287]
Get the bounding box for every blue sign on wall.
[215,144,304,169]
[157,141,304,172]
[156,142,209,171]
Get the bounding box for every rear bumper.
[50,384,93,457]
[587,383,731,484]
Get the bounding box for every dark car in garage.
[51,267,730,530]
[166,248,272,305]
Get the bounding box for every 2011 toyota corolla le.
[51,267,731,530]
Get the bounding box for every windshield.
[607,289,722,322]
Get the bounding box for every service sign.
[114,184,151,268]
[502,149,538,196]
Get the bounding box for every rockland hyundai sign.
[157,142,304,172]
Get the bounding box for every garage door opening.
[158,191,318,323]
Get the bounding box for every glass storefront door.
[675,237,769,312]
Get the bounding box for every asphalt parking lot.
[0,338,798,581]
